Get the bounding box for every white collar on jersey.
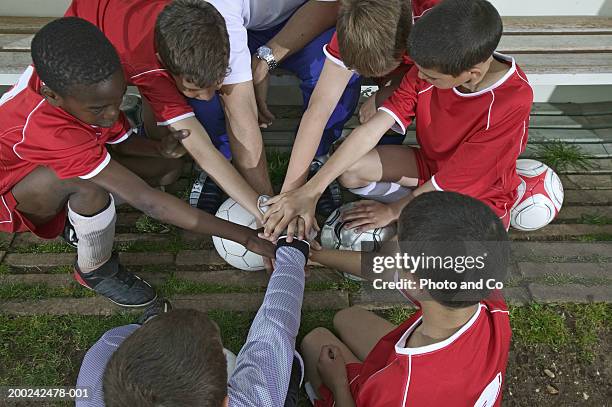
[452,52,517,98]
[393,303,483,356]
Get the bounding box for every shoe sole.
[73,269,158,308]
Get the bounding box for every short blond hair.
[336,0,412,77]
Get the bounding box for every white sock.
[68,194,116,273]
[349,182,412,203]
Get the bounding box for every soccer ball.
[510,159,564,231]
[212,198,264,271]
[321,202,397,251]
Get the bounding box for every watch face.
[258,47,272,59]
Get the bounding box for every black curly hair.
[31,17,122,96]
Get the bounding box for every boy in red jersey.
[0,18,273,307]
[262,0,533,239]
[302,191,512,406]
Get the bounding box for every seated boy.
[302,191,511,406]
[0,17,273,307]
[280,0,440,221]
[262,0,533,240]
[75,236,311,406]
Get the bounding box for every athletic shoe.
[120,94,143,130]
[61,217,78,249]
[137,298,172,324]
[309,155,343,218]
[189,169,226,214]
[73,253,157,307]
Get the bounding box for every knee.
[301,327,334,352]
[63,179,110,211]
[338,166,366,189]
[333,306,362,332]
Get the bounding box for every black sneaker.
[61,217,78,249]
[137,298,172,324]
[309,156,343,218]
[189,170,226,214]
[73,253,157,307]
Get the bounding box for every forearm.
[332,385,357,407]
[222,84,273,196]
[282,107,333,192]
[228,245,307,405]
[311,249,363,278]
[171,118,263,220]
[110,137,163,158]
[267,0,339,63]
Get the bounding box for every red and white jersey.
[323,0,440,75]
[350,296,511,407]
[0,66,132,195]
[65,0,194,126]
[380,53,533,222]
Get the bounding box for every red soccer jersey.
[65,0,194,126]
[349,297,510,407]
[379,53,533,225]
[0,66,132,195]
[323,0,440,75]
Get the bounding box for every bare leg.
[300,327,361,399]
[333,306,396,361]
[338,145,421,189]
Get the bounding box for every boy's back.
[345,296,510,406]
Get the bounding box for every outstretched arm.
[228,240,309,406]
[91,159,274,259]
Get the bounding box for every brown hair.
[155,0,230,88]
[103,309,227,407]
[336,0,412,77]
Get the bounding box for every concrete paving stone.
[114,233,170,243]
[0,232,14,249]
[349,284,415,309]
[510,224,612,241]
[0,291,349,315]
[564,190,612,205]
[503,287,533,305]
[0,272,169,288]
[555,205,612,221]
[11,233,63,247]
[4,253,76,268]
[517,262,612,279]
[511,242,612,261]
[528,283,612,303]
[561,174,612,190]
[175,250,225,266]
[174,267,342,287]
[118,252,174,266]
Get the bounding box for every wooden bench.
[1,16,612,85]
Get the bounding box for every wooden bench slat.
[499,34,612,54]
[0,16,610,35]
[0,33,32,52]
[530,102,612,116]
[515,53,612,74]
[0,17,54,34]
[502,16,612,35]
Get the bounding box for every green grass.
[157,275,262,297]
[580,214,612,225]
[0,282,96,300]
[533,141,593,173]
[12,241,75,254]
[0,304,609,388]
[0,264,9,275]
[267,149,291,188]
[576,233,612,242]
[134,215,172,234]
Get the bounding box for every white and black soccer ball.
[212,198,264,271]
[321,202,397,251]
[510,159,564,231]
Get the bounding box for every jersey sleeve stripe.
[430,175,444,191]
[486,91,495,130]
[377,107,407,135]
[105,128,134,145]
[0,196,14,224]
[322,44,349,70]
[156,112,196,126]
[78,152,111,180]
[130,68,167,79]
[0,66,34,106]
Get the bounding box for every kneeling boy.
[302,191,511,406]
[0,18,273,307]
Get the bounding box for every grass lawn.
[1,303,610,406]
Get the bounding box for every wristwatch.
[255,45,278,71]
